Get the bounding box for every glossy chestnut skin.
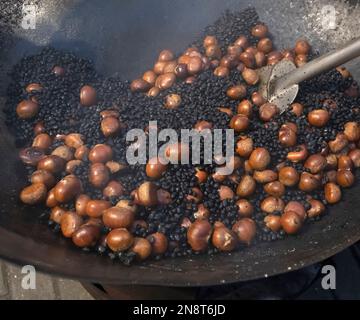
[80,85,97,106]
[227,85,247,100]
[146,157,168,179]
[89,163,110,189]
[195,168,208,184]
[158,49,174,62]
[203,35,218,47]
[130,238,152,261]
[236,175,256,198]
[72,224,101,248]
[193,204,210,220]
[338,155,353,170]
[304,154,326,174]
[229,114,249,132]
[16,100,39,119]
[280,211,303,234]
[284,201,306,221]
[20,183,47,205]
[307,109,330,127]
[164,93,182,109]
[218,185,235,201]
[257,38,273,53]
[299,172,320,192]
[328,133,348,153]
[37,155,65,174]
[134,181,158,207]
[60,212,83,238]
[51,145,74,162]
[294,39,311,55]
[234,35,249,48]
[253,170,278,184]
[155,73,176,90]
[260,196,285,214]
[212,227,238,251]
[242,68,259,85]
[187,220,212,252]
[52,66,65,76]
[214,66,230,77]
[239,52,255,68]
[248,148,271,170]
[30,170,56,189]
[287,145,308,163]
[103,207,134,229]
[232,218,256,245]
[65,133,84,149]
[50,206,66,224]
[324,182,342,204]
[236,199,254,218]
[54,175,82,203]
[278,167,299,187]
[142,70,157,86]
[45,188,59,208]
[251,24,268,38]
[85,200,111,218]
[75,194,91,216]
[106,228,134,252]
[88,144,113,163]
[349,149,360,167]
[264,181,285,198]
[147,232,168,255]
[26,83,43,93]
[344,122,360,142]
[279,125,297,147]
[291,103,304,117]
[103,180,125,198]
[101,117,121,137]
[251,92,266,107]
[236,136,254,158]
[32,133,52,150]
[307,199,325,218]
[336,169,355,188]
[264,215,282,232]
[194,120,213,131]
[259,103,278,122]
[237,99,253,118]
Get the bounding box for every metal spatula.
[257,37,360,114]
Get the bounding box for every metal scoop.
[258,37,360,113]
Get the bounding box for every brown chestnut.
[195,168,208,184]
[147,232,168,255]
[229,114,249,132]
[89,163,110,189]
[242,68,259,85]
[232,218,256,245]
[16,100,39,119]
[349,149,360,167]
[344,122,360,142]
[187,220,212,251]
[54,175,82,203]
[251,24,268,38]
[253,170,278,184]
[336,169,355,188]
[281,211,302,234]
[260,196,285,214]
[291,103,304,117]
[234,35,249,48]
[51,146,74,162]
[106,228,134,252]
[218,185,235,201]
[50,206,66,224]
[239,52,255,68]
[19,147,45,166]
[307,199,325,218]
[146,157,167,179]
[236,175,256,198]
[103,180,125,198]
[130,237,152,261]
[155,73,176,90]
[134,181,158,207]
[304,154,326,174]
[287,145,309,163]
[236,199,254,218]
[257,38,273,54]
[194,120,213,131]
[237,100,253,117]
[103,207,134,229]
[72,224,100,248]
[193,203,210,220]
[101,117,121,137]
[86,200,111,218]
[88,144,113,163]
[227,85,247,100]
[284,201,306,221]
[338,155,353,170]
[52,66,65,76]
[37,155,65,174]
[328,133,348,154]
[212,226,237,251]
[294,39,311,55]
[259,103,278,122]
[299,172,320,192]
[278,166,299,187]
[236,136,254,158]
[157,189,172,205]
[142,70,157,86]
[307,109,330,127]
[75,194,91,216]
[264,215,282,232]
[324,182,342,204]
[60,211,83,238]
[164,94,181,109]
[264,181,285,198]
[20,183,47,205]
[32,133,52,150]
[30,170,56,188]
[80,85,97,106]
[65,133,84,149]
[214,66,230,77]
[248,147,271,170]
[46,188,59,208]
[203,35,218,47]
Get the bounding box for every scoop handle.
[275,37,360,92]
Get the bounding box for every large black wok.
[0,0,360,287]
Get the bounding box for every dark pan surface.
[0,0,360,286]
